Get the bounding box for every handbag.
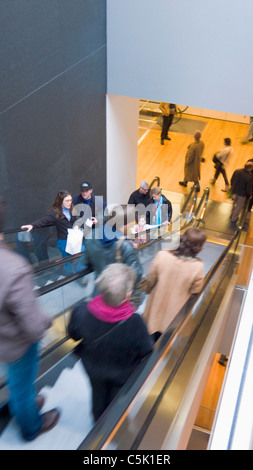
[212,154,220,165]
[65,228,83,255]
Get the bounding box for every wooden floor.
[194,354,227,432]
[137,112,253,243]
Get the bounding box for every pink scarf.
[87,295,134,323]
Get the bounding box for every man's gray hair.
[140,180,149,189]
[96,263,136,306]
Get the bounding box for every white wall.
[106,95,139,206]
[107,0,253,116]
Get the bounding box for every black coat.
[128,189,150,207]
[31,210,75,240]
[231,168,252,198]
[68,302,153,385]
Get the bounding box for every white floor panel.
[0,360,94,450]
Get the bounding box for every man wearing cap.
[73,182,106,234]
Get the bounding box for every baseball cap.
[80,181,92,191]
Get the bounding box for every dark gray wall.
[0,0,106,229]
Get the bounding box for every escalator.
[0,187,249,449]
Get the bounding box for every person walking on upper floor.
[210,137,233,192]
[179,130,205,192]
[159,102,176,144]
[68,263,153,422]
[245,158,253,216]
[241,116,253,144]
[0,195,60,441]
[142,228,206,335]
[230,162,253,223]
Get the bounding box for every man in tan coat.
[179,130,205,191]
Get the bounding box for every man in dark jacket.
[68,263,153,421]
[128,181,150,207]
[230,162,253,223]
[73,181,106,234]
[0,196,60,441]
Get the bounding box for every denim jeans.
[57,239,86,275]
[6,343,42,441]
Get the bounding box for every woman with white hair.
[68,263,153,421]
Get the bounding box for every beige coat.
[142,250,204,334]
[184,140,204,182]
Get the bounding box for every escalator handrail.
[201,196,249,292]
[137,186,210,252]
[149,176,160,188]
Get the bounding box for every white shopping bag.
[65,228,83,255]
[17,231,33,242]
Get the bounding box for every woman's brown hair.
[173,228,206,258]
[51,190,72,219]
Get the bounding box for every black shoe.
[179,181,187,187]
[218,355,228,366]
[248,138,253,142]
[164,136,171,140]
[161,139,164,145]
